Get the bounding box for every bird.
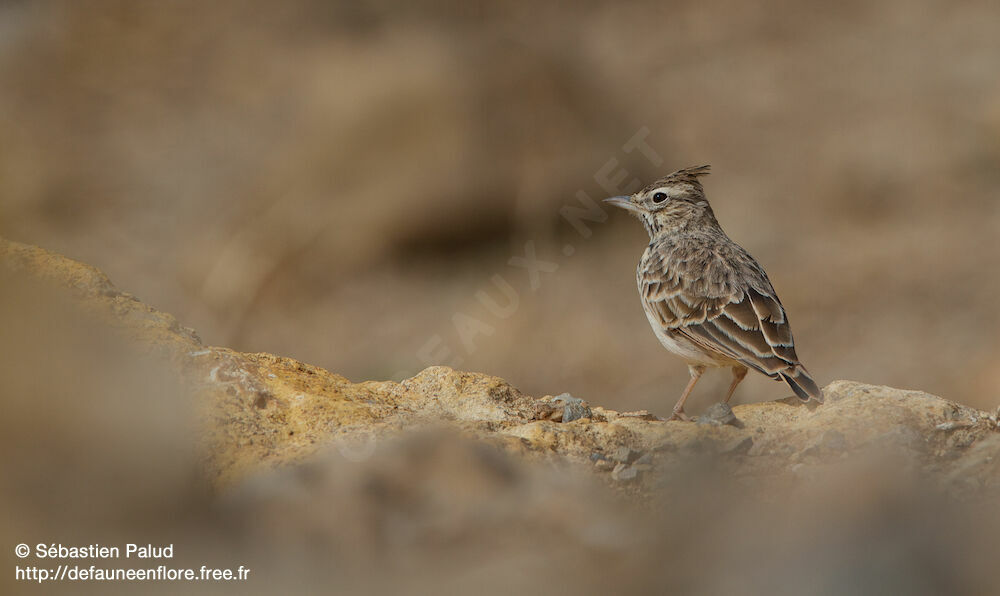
[604,165,822,421]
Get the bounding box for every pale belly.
[641,304,733,368]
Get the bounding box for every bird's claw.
[668,410,692,422]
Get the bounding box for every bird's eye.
[652,192,667,203]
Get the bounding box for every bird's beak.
[604,196,641,213]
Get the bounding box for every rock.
[611,463,639,482]
[3,234,1000,500]
[596,461,616,472]
[551,393,593,422]
[7,234,1000,594]
[935,421,974,432]
[696,402,744,428]
[634,453,654,467]
[592,453,616,472]
[610,447,642,465]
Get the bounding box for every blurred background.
[2,0,998,413]
[3,3,1000,594]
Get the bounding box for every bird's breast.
[638,300,731,367]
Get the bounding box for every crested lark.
[605,165,822,421]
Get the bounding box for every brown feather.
[638,236,810,384]
[721,298,759,330]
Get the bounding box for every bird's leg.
[723,365,748,404]
[670,364,706,421]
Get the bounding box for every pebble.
[552,393,592,423]
[611,463,639,482]
[935,421,973,432]
[696,403,744,428]
[590,453,616,471]
[610,446,641,464]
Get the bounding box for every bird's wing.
[639,247,802,379]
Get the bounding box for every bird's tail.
[781,367,823,403]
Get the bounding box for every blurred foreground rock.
[3,235,1000,594]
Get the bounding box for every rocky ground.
[2,235,999,595]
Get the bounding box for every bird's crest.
[641,165,711,195]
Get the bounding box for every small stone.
[610,447,641,464]
[591,453,616,471]
[631,452,654,471]
[552,393,593,423]
[936,421,972,432]
[562,403,591,423]
[611,463,639,482]
[696,403,744,428]
[595,459,616,472]
[552,392,580,404]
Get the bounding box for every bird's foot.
[668,409,693,422]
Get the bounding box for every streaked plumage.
[606,165,821,421]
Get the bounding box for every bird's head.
[604,165,716,237]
